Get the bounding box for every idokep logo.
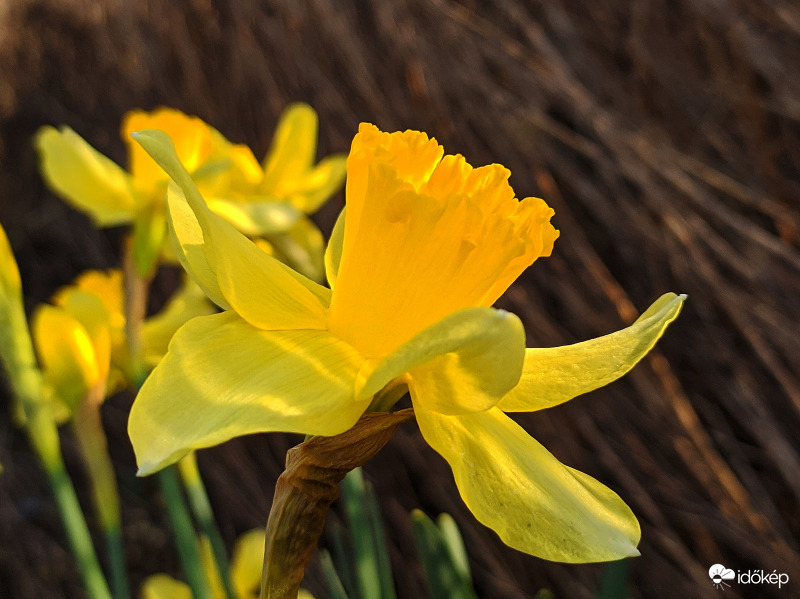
[709,563,790,591]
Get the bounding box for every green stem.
[178,451,235,599]
[123,237,214,599]
[4,316,112,599]
[157,466,215,599]
[72,385,130,599]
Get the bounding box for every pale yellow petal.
[53,287,112,384]
[35,126,138,226]
[324,208,345,289]
[0,222,20,299]
[142,277,217,368]
[267,216,326,283]
[356,307,525,415]
[261,103,319,193]
[139,574,193,599]
[230,529,266,599]
[498,293,686,412]
[136,130,330,330]
[416,406,641,562]
[129,311,368,475]
[282,154,347,213]
[32,305,98,413]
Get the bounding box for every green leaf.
[319,550,351,599]
[410,510,478,599]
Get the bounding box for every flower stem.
[72,384,130,599]
[178,451,236,599]
[157,466,215,599]
[2,300,111,599]
[123,236,214,599]
[260,409,414,599]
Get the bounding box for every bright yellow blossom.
[33,270,214,418]
[35,104,345,279]
[129,125,684,562]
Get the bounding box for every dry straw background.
[1,1,799,598]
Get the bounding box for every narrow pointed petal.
[261,103,319,193]
[498,293,686,412]
[129,311,369,475]
[35,126,138,226]
[324,208,345,289]
[416,406,641,562]
[356,307,525,414]
[135,129,330,328]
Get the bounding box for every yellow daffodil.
[129,124,684,562]
[32,270,214,418]
[35,104,345,279]
[140,529,314,599]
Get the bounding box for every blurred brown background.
[1,1,799,597]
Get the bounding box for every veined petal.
[35,126,138,226]
[498,293,686,412]
[32,305,99,412]
[136,130,330,329]
[324,208,345,289]
[416,406,641,562]
[356,307,525,415]
[129,311,369,475]
[261,103,319,194]
[329,127,558,356]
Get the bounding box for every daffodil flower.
[33,270,215,416]
[140,529,316,599]
[35,105,345,279]
[129,125,684,562]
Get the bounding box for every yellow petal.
[356,307,525,415]
[261,103,319,194]
[135,130,330,330]
[129,311,368,475]
[329,126,558,356]
[34,126,138,226]
[0,222,20,299]
[139,574,193,599]
[416,406,641,562]
[205,197,301,237]
[230,529,266,599]
[52,287,112,385]
[268,216,326,283]
[132,201,168,278]
[122,107,227,190]
[324,208,345,289]
[142,277,217,368]
[32,305,99,413]
[498,293,686,412]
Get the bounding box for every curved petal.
[324,208,345,289]
[498,293,686,412]
[356,307,525,414]
[416,406,641,562]
[35,126,138,226]
[261,103,318,193]
[129,311,369,475]
[32,305,99,412]
[136,130,330,328]
[268,216,326,283]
